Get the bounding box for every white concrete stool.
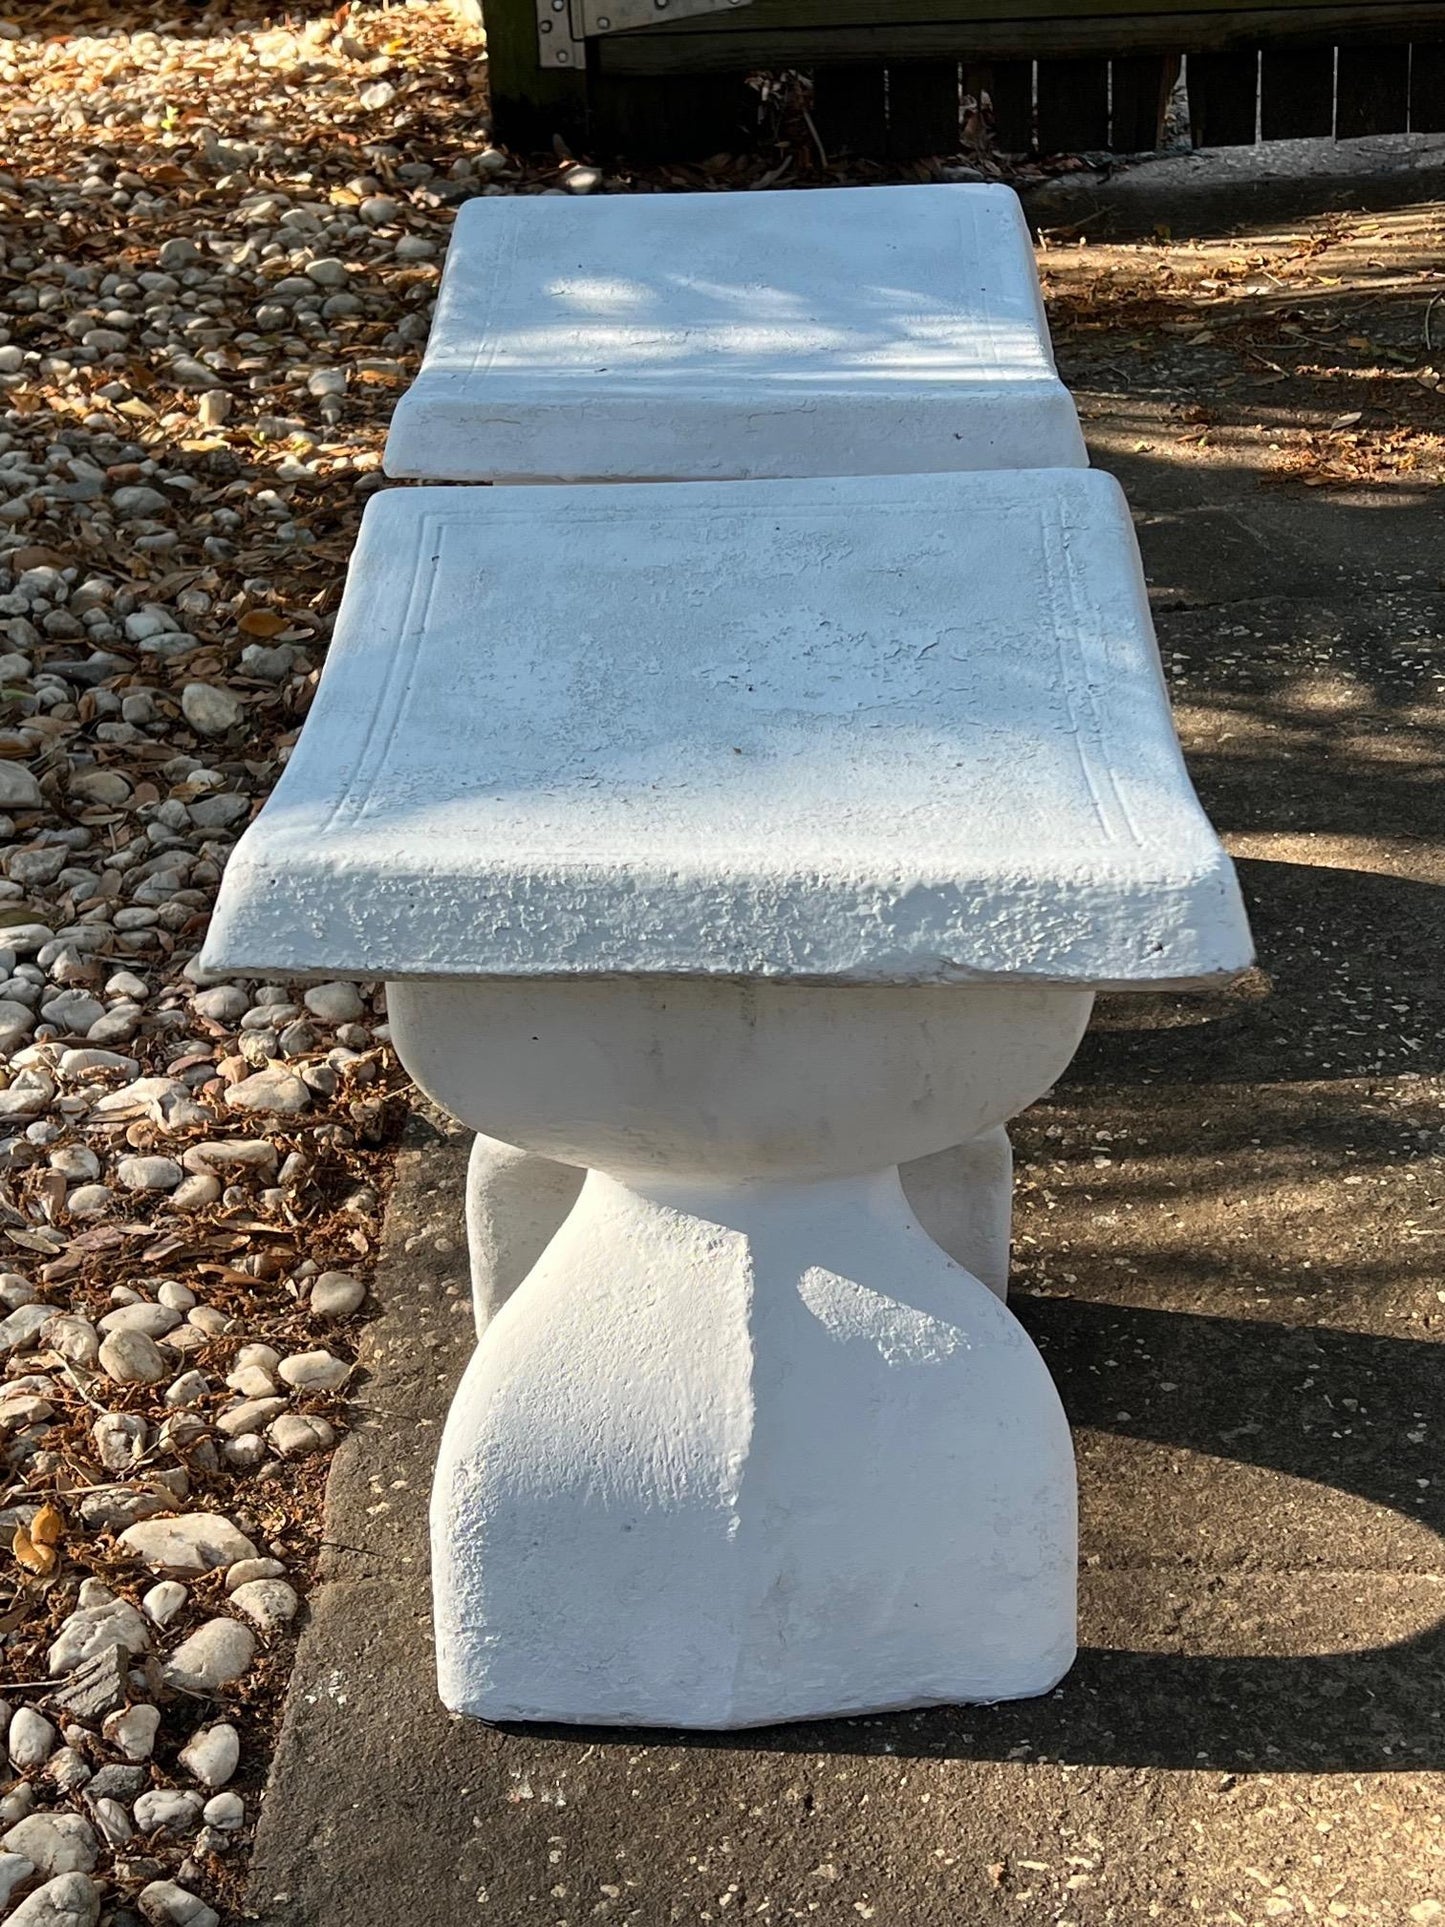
[390,181,1087,1318]
[384,183,1086,484]
[201,469,1252,1729]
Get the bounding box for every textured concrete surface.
[1025,131,1445,238]
[386,184,1086,482]
[245,219,1445,1923]
[203,470,1248,987]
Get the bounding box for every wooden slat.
[1110,53,1177,148]
[887,59,961,155]
[1259,45,1334,135]
[587,70,752,158]
[1411,41,1445,130]
[1037,55,1109,148]
[601,0,1436,44]
[1336,40,1410,133]
[596,10,1444,77]
[1189,48,1259,143]
[810,62,888,154]
[480,0,589,151]
[964,59,1035,150]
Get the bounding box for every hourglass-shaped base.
[464,1124,1017,1339]
[390,973,1093,1729]
[433,1164,1076,1729]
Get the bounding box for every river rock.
[141,1580,188,1627]
[224,1065,309,1113]
[202,1791,244,1829]
[0,1854,35,1909]
[216,1396,287,1439]
[98,1328,167,1385]
[180,684,242,737]
[112,485,168,520]
[8,1705,57,1768]
[162,1618,256,1692]
[132,1788,203,1834]
[191,985,249,1025]
[75,1485,171,1532]
[5,1871,102,1927]
[98,1303,180,1340]
[302,980,363,1023]
[47,1595,149,1673]
[42,1313,100,1367]
[65,1185,114,1218]
[0,1303,53,1355]
[309,1270,365,1320]
[0,764,42,810]
[0,1811,98,1876]
[267,1411,335,1458]
[102,1702,159,1762]
[277,1348,347,1393]
[118,1513,257,1576]
[137,1881,219,1927]
[224,1556,285,1591]
[229,1577,299,1633]
[178,1721,239,1788]
[115,1155,184,1193]
[182,1138,277,1175]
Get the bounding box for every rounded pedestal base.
[433,1166,1077,1729]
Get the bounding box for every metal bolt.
[556,46,571,59]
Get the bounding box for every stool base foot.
[434,1165,1076,1730]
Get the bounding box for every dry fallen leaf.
[30,1503,63,1551]
[12,1539,57,1578]
[239,610,290,638]
[12,1504,62,1578]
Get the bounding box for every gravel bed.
[0,4,523,1920]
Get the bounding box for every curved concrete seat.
[383,183,1087,483]
[203,470,1246,988]
[201,468,1251,1729]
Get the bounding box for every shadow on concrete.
[1073,858,1445,1089]
[1024,136,1445,240]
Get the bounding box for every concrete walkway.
[245,214,1445,1926]
[1025,129,1445,236]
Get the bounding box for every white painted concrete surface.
[392,975,1092,1726]
[200,464,1253,1727]
[383,184,1088,482]
[387,180,1082,1333]
[897,1126,1015,1299]
[199,471,1253,990]
[465,1124,1016,1336]
[390,977,1094,1185]
[436,1166,1079,1726]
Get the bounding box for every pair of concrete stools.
[204,185,1253,1729]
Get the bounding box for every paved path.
[246,215,1445,1926]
